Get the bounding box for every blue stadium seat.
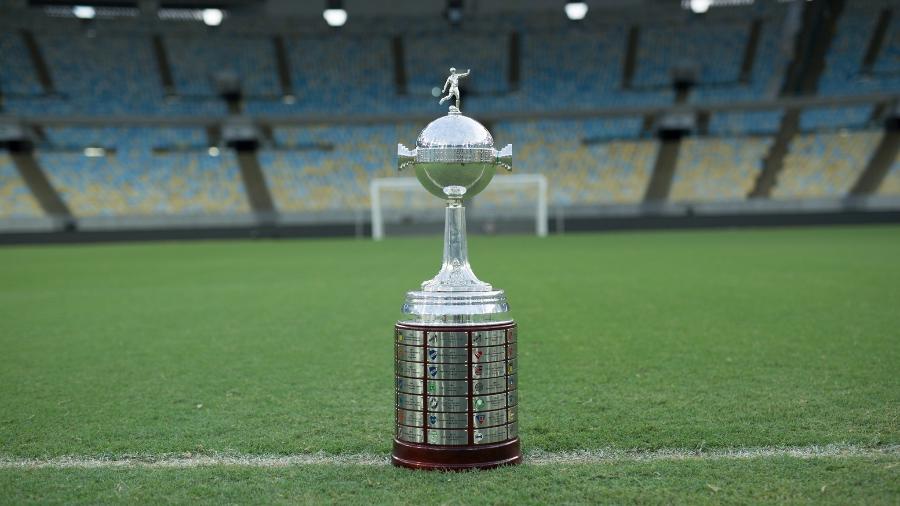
[671,136,771,202]
[774,130,882,199]
[38,127,249,216]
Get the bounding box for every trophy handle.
[398,144,417,171]
[496,144,512,172]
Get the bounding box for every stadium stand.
[247,35,396,115]
[799,105,875,131]
[37,128,249,217]
[0,0,898,237]
[635,21,747,88]
[774,131,883,199]
[164,34,280,97]
[873,11,900,74]
[0,153,43,218]
[0,32,43,96]
[708,110,783,136]
[3,29,227,116]
[494,119,655,205]
[819,1,900,96]
[670,137,772,202]
[406,33,509,95]
[518,27,673,110]
[688,3,790,103]
[260,123,426,211]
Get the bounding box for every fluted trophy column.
[392,68,520,470]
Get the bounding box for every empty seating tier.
[774,131,883,199]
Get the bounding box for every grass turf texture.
[1,226,898,502]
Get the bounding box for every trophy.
[392,69,520,470]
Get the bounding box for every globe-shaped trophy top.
[403,112,501,200]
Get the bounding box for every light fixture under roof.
[564,2,588,21]
[202,8,223,26]
[72,5,96,19]
[323,8,347,27]
[83,147,105,157]
[689,0,711,13]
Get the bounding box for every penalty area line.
[1,444,897,470]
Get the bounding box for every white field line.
[1,444,897,469]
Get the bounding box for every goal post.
[370,174,548,240]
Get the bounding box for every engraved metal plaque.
[508,404,517,422]
[427,395,467,413]
[427,429,468,446]
[473,392,507,412]
[397,392,423,410]
[426,347,468,364]
[396,344,423,362]
[397,408,423,427]
[506,342,517,358]
[472,375,509,395]
[396,360,423,378]
[472,329,506,347]
[508,421,518,438]
[397,377,424,394]
[474,425,508,445]
[426,363,468,380]
[397,328,424,346]
[426,331,468,348]
[507,389,518,407]
[472,345,505,363]
[472,361,505,379]
[507,374,517,389]
[427,379,468,396]
[397,424,424,443]
[427,412,467,429]
[508,326,517,343]
[506,358,517,375]
[473,408,507,428]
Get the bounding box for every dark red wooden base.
[391,437,522,471]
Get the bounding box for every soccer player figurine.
[393,69,519,470]
[438,68,470,112]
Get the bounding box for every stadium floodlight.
[323,8,347,26]
[282,94,296,104]
[564,2,588,21]
[83,147,105,157]
[689,0,711,13]
[72,5,96,19]
[201,8,223,26]
[208,146,220,157]
[323,0,347,28]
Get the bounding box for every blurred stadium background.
[1,0,899,243]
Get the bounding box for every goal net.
[370,174,548,239]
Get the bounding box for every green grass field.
[1,226,898,504]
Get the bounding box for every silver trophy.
[392,69,520,470]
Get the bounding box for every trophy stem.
[443,198,469,273]
[420,198,491,292]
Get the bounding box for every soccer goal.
[370,174,548,240]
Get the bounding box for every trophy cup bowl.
[392,79,521,471]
